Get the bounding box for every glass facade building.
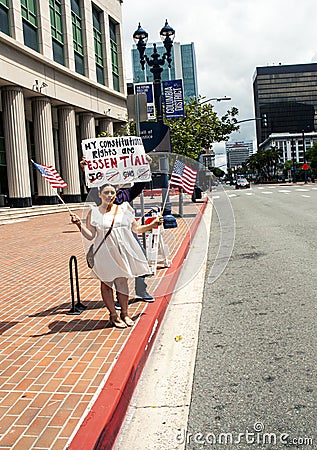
[253,63,317,146]
[132,41,198,100]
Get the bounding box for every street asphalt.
[186,184,316,449]
[114,184,316,449]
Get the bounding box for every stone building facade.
[0,0,127,207]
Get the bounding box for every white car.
[235,178,250,189]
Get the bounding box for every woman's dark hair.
[98,183,117,193]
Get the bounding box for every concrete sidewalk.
[0,193,208,450]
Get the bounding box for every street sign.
[140,122,171,153]
[127,94,148,122]
[134,82,155,120]
[302,163,310,171]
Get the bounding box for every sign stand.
[146,226,171,275]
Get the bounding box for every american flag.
[170,159,197,195]
[32,161,67,189]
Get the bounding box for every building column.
[58,107,81,203]
[79,113,96,141]
[2,86,32,207]
[98,118,113,136]
[32,97,58,204]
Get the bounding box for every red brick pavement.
[0,195,207,449]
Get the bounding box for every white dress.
[89,202,151,283]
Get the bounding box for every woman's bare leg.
[100,281,126,328]
[115,278,134,326]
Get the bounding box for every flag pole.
[31,159,74,216]
[47,181,74,216]
[161,180,171,215]
[54,191,74,216]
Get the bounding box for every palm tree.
[246,147,282,181]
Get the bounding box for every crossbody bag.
[86,204,118,269]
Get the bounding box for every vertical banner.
[134,82,155,120]
[162,79,185,118]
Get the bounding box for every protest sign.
[82,136,152,188]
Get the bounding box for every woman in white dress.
[71,184,163,328]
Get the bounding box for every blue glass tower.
[132,41,198,100]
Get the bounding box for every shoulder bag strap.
[93,204,118,257]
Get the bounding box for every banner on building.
[162,79,185,118]
[134,82,155,120]
[82,136,152,187]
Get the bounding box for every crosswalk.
[212,185,317,200]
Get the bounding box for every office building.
[0,0,127,207]
[226,141,254,169]
[253,63,317,146]
[132,41,198,100]
[259,132,317,165]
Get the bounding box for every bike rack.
[67,255,87,315]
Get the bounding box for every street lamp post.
[235,117,261,124]
[302,130,307,184]
[199,97,231,104]
[291,138,297,183]
[133,20,176,220]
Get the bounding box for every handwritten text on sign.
[82,136,152,187]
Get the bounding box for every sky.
[122,0,317,167]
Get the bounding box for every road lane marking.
[261,191,273,194]
[296,188,309,192]
[227,194,237,197]
[302,195,311,198]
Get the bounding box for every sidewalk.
[0,194,208,450]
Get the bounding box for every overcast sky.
[122,0,317,164]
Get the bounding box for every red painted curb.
[68,198,208,450]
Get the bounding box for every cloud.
[122,0,317,150]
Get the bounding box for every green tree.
[211,167,225,178]
[306,142,317,172]
[246,147,281,181]
[165,97,239,160]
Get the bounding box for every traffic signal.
[261,113,268,127]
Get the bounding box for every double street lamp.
[133,20,175,123]
[133,20,176,220]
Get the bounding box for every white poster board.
[82,136,152,188]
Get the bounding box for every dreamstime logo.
[175,422,314,447]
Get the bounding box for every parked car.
[235,178,250,189]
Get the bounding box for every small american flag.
[170,159,197,195]
[32,161,67,189]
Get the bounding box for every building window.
[49,0,64,65]
[71,0,85,75]
[109,18,120,92]
[21,0,38,51]
[92,4,104,84]
[0,0,10,35]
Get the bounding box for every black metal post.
[291,138,296,183]
[302,130,307,183]
[67,255,87,315]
